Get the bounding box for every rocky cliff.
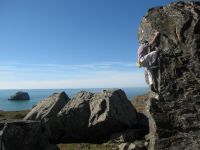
[1,1,200,150]
[138,1,200,150]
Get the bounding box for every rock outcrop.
[21,89,145,144]
[24,92,70,121]
[118,141,147,150]
[8,91,30,100]
[0,120,58,150]
[138,1,200,150]
[54,89,139,143]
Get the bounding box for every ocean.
[0,87,148,111]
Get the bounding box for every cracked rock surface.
[138,1,200,150]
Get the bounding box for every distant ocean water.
[0,87,148,111]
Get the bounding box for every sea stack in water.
[9,91,30,100]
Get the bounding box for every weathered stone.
[8,91,30,100]
[111,128,148,143]
[118,143,129,150]
[138,1,200,150]
[0,120,59,150]
[88,89,138,131]
[54,89,139,143]
[23,92,70,143]
[24,92,70,122]
[118,141,147,150]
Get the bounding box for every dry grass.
[58,143,113,150]
[0,110,29,120]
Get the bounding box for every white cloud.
[0,62,146,89]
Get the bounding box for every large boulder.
[138,1,200,150]
[23,92,70,143]
[0,120,59,150]
[8,91,30,100]
[53,89,139,143]
[24,92,70,122]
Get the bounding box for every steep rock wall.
[138,1,200,150]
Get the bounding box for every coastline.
[0,87,148,111]
[0,94,147,150]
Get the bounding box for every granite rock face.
[24,92,70,121]
[8,92,30,100]
[23,92,70,143]
[0,120,59,150]
[55,89,139,143]
[138,1,200,150]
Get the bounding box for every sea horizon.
[0,86,147,90]
[0,87,148,111]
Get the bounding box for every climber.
[137,32,160,96]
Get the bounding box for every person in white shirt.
[137,32,160,94]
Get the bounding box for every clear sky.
[0,0,175,89]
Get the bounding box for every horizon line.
[0,86,148,90]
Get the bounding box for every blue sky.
[0,0,175,89]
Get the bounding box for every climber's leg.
[146,67,159,99]
[146,68,157,92]
[140,51,159,99]
[147,68,153,85]
[144,69,150,85]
